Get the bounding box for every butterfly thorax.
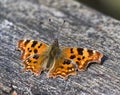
[46,39,61,69]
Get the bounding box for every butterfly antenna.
[56,20,65,40]
[47,18,65,42]
[47,18,56,40]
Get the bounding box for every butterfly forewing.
[17,40,48,59]
[62,47,103,70]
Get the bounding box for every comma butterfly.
[16,20,103,79]
[17,38,103,79]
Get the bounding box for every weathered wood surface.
[0,0,120,95]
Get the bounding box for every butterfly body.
[17,38,103,79]
[43,39,61,70]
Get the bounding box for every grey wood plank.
[0,0,120,95]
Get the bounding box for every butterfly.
[17,38,103,79]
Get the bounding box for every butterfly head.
[52,38,59,47]
[50,38,60,55]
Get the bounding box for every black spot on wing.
[27,54,30,57]
[34,49,38,53]
[82,56,85,59]
[33,61,37,63]
[60,66,64,69]
[29,50,32,52]
[67,67,72,70]
[70,48,74,53]
[38,43,42,48]
[33,55,39,59]
[24,40,30,46]
[76,61,79,65]
[31,41,37,47]
[77,48,83,55]
[28,48,30,50]
[87,49,93,56]
[27,48,32,52]
[63,59,71,65]
[77,57,81,60]
[70,55,76,59]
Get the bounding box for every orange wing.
[22,54,47,75]
[16,40,49,75]
[62,47,103,70]
[47,58,77,79]
[17,40,48,60]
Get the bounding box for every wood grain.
[0,0,120,95]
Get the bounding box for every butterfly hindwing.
[47,58,77,79]
[22,54,47,75]
[62,47,103,70]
